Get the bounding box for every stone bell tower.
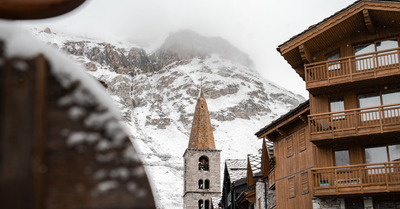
[183,89,221,209]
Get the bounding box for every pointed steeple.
[188,89,216,149]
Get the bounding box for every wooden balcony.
[309,103,400,143]
[268,169,275,189]
[312,162,400,197]
[305,48,400,95]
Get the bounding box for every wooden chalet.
[0,22,155,209]
[257,0,400,208]
[256,101,311,209]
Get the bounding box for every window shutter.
[298,129,306,152]
[289,176,295,198]
[301,172,309,194]
[286,136,293,158]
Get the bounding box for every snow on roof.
[225,159,247,182]
[0,20,119,118]
[0,20,127,148]
[266,141,274,159]
[0,21,151,196]
[211,196,221,209]
[248,153,262,176]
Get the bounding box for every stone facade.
[312,198,345,209]
[255,180,276,209]
[183,149,221,208]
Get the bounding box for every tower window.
[198,179,204,189]
[205,200,210,209]
[198,156,209,171]
[205,179,210,189]
[198,200,204,209]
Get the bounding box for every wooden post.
[0,53,47,209]
[33,54,47,209]
[385,164,389,192]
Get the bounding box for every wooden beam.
[276,128,286,136]
[363,9,376,34]
[299,115,307,123]
[0,0,86,20]
[298,44,312,64]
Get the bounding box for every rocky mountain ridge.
[31,27,304,209]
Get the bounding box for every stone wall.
[183,149,221,209]
[312,198,345,209]
[255,180,276,209]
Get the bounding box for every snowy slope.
[29,27,304,209]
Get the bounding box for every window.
[288,177,295,198]
[198,179,204,189]
[199,156,209,171]
[335,150,350,167]
[199,200,204,209]
[359,91,400,120]
[205,200,210,209]
[298,129,306,152]
[330,98,345,119]
[354,39,399,71]
[376,200,400,209]
[365,146,388,165]
[365,144,400,173]
[301,172,309,194]
[327,50,340,71]
[346,199,364,209]
[286,136,293,158]
[204,179,210,189]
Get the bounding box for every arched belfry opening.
[199,156,209,171]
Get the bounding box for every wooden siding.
[275,171,313,209]
[309,103,400,143]
[273,125,313,209]
[312,161,400,197]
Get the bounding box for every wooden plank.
[0,57,36,209]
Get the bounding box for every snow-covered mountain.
[30,27,304,209]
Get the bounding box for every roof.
[266,141,274,159]
[188,89,216,149]
[248,153,262,176]
[278,0,400,52]
[211,196,221,209]
[255,100,309,137]
[225,159,247,182]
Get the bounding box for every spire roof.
[188,89,216,149]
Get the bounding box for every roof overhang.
[255,100,309,141]
[278,0,400,79]
[0,0,86,19]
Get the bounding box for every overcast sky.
[21,0,355,98]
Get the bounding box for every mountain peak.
[152,30,253,68]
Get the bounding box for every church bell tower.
[183,89,221,209]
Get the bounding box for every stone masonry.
[183,149,221,208]
[313,198,345,209]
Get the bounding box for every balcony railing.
[309,103,400,141]
[312,161,400,196]
[305,48,400,89]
